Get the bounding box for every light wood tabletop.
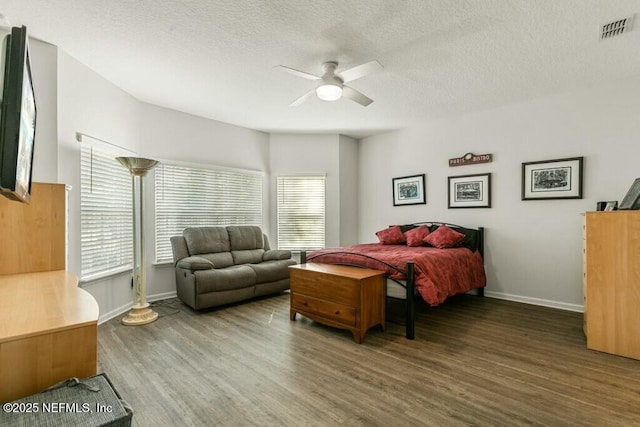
[0,270,99,343]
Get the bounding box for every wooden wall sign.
[449,152,493,167]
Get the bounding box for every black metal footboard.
[405,262,415,339]
[297,222,485,341]
[300,250,417,340]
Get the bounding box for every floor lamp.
[117,156,159,326]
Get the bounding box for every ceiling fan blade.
[275,65,321,80]
[290,89,316,107]
[342,86,374,106]
[340,60,383,83]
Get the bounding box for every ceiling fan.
[276,60,383,107]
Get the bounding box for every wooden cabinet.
[0,183,67,274]
[582,216,587,335]
[0,183,99,403]
[584,211,640,360]
[0,271,99,403]
[289,263,386,344]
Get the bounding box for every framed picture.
[392,174,426,206]
[522,157,583,200]
[619,178,640,210]
[448,173,491,208]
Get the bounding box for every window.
[277,176,325,250]
[155,163,263,263]
[80,144,133,279]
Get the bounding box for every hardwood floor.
[98,293,640,426]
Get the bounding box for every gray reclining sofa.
[171,226,296,310]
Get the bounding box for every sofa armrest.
[263,250,292,261]
[177,256,215,271]
[171,236,190,266]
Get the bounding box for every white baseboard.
[484,290,584,313]
[148,291,178,303]
[98,289,582,323]
[98,291,178,325]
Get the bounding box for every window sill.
[79,266,132,286]
[153,260,174,268]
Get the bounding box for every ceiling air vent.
[600,15,634,40]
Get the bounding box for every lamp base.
[121,303,158,326]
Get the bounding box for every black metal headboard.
[395,221,484,258]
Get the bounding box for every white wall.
[358,75,640,311]
[57,51,142,320]
[56,53,271,322]
[29,39,58,183]
[138,102,269,171]
[269,134,341,248]
[138,103,270,303]
[338,135,358,246]
[30,34,640,318]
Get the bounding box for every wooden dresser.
[584,211,640,360]
[289,263,386,343]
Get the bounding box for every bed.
[301,222,486,340]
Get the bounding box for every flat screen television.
[0,26,36,203]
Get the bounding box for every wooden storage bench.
[289,263,386,343]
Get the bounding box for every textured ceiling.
[1,0,639,138]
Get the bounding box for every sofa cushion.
[177,256,214,270]
[184,227,230,255]
[194,265,256,293]
[232,249,266,265]
[198,252,234,269]
[247,259,297,283]
[263,250,292,261]
[228,226,264,250]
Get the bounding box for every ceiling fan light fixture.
[316,83,342,101]
[279,60,381,106]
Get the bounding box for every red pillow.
[376,226,406,245]
[423,225,465,248]
[404,225,431,247]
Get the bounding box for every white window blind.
[80,144,133,278]
[155,163,263,263]
[277,176,326,251]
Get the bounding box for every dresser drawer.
[291,293,356,326]
[290,269,359,307]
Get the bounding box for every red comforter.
[307,244,486,306]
